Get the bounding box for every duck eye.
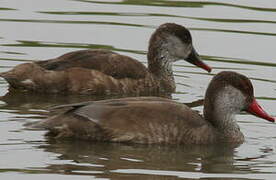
[182,35,188,41]
[181,34,191,43]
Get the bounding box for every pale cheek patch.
[165,35,191,59]
[215,85,246,113]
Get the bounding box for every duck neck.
[203,89,244,142]
[207,109,240,132]
[147,49,176,92]
[205,107,243,142]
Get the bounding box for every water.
[0,0,275,179]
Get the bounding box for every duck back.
[36,49,148,79]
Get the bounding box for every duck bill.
[186,47,212,73]
[246,99,275,122]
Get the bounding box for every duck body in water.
[0,23,211,95]
[32,71,274,144]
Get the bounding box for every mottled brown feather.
[36,49,147,79]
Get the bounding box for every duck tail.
[0,71,12,79]
[25,114,79,139]
[25,115,59,130]
[24,117,61,138]
[0,72,5,77]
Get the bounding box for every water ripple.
[202,55,276,67]
[74,0,276,12]
[0,18,153,28]
[2,40,146,55]
[39,11,276,25]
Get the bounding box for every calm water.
[0,0,276,179]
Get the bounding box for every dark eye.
[183,35,188,41]
[181,34,190,43]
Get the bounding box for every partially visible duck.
[0,23,211,95]
[32,71,274,144]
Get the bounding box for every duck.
[31,71,274,144]
[0,23,211,95]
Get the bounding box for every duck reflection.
[0,91,174,113]
[33,140,251,180]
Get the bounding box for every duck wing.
[36,49,148,79]
[49,97,172,116]
[42,97,211,144]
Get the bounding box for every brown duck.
[0,23,211,95]
[32,71,274,144]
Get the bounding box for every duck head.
[148,23,211,73]
[204,71,274,131]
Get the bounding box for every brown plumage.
[30,71,274,144]
[0,23,211,95]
